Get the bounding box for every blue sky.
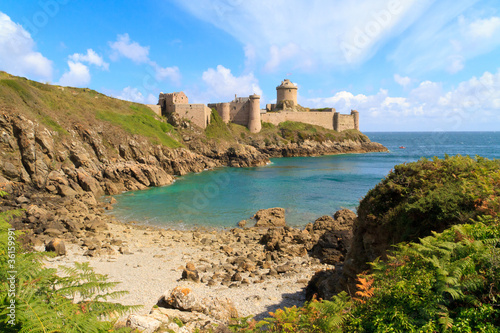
[1,0,500,131]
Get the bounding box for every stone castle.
[158,79,359,133]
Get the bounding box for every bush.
[358,155,500,243]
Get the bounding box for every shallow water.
[109,132,500,229]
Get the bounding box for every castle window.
[288,89,291,92]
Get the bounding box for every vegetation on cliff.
[231,156,500,332]
[0,71,182,148]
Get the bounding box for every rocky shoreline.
[37,207,356,332]
[0,111,386,332]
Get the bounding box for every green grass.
[96,105,182,148]
[205,109,234,141]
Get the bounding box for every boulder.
[157,287,238,324]
[157,287,202,312]
[181,262,200,283]
[126,314,161,333]
[333,209,357,228]
[253,207,286,227]
[45,238,66,256]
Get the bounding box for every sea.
[108,132,500,229]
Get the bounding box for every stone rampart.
[173,104,211,129]
[261,111,335,130]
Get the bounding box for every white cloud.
[108,34,180,85]
[69,49,109,70]
[264,43,300,72]
[172,0,423,70]
[114,86,157,104]
[150,62,181,85]
[307,69,500,130]
[109,33,150,63]
[468,16,500,38]
[447,55,465,74]
[0,12,53,80]
[244,44,256,71]
[57,61,90,87]
[390,1,500,74]
[116,87,145,103]
[199,65,262,102]
[394,74,411,87]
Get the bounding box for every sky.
[1,0,500,131]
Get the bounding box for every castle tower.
[351,110,359,130]
[248,94,261,133]
[276,79,298,108]
[333,112,340,132]
[220,103,230,123]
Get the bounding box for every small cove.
[109,132,500,229]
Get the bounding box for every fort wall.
[173,104,211,129]
[159,80,360,133]
[333,112,357,131]
[147,104,161,116]
[261,111,335,130]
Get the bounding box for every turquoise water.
[109,132,500,229]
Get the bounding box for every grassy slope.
[0,71,181,148]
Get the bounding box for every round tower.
[276,79,298,108]
[351,110,359,130]
[248,94,261,133]
[221,103,230,123]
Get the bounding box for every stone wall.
[147,104,161,116]
[229,98,250,126]
[173,104,211,129]
[261,111,335,130]
[160,92,188,114]
[334,114,355,132]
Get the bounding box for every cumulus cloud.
[58,49,109,87]
[201,65,262,101]
[115,86,157,104]
[0,12,52,81]
[69,49,109,70]
[109,34,181,85]
[109,33,150,63]
[57,61,90,87]
[307,69,500,130]
[394,74,411,87]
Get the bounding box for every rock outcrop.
[253,207,286,227]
